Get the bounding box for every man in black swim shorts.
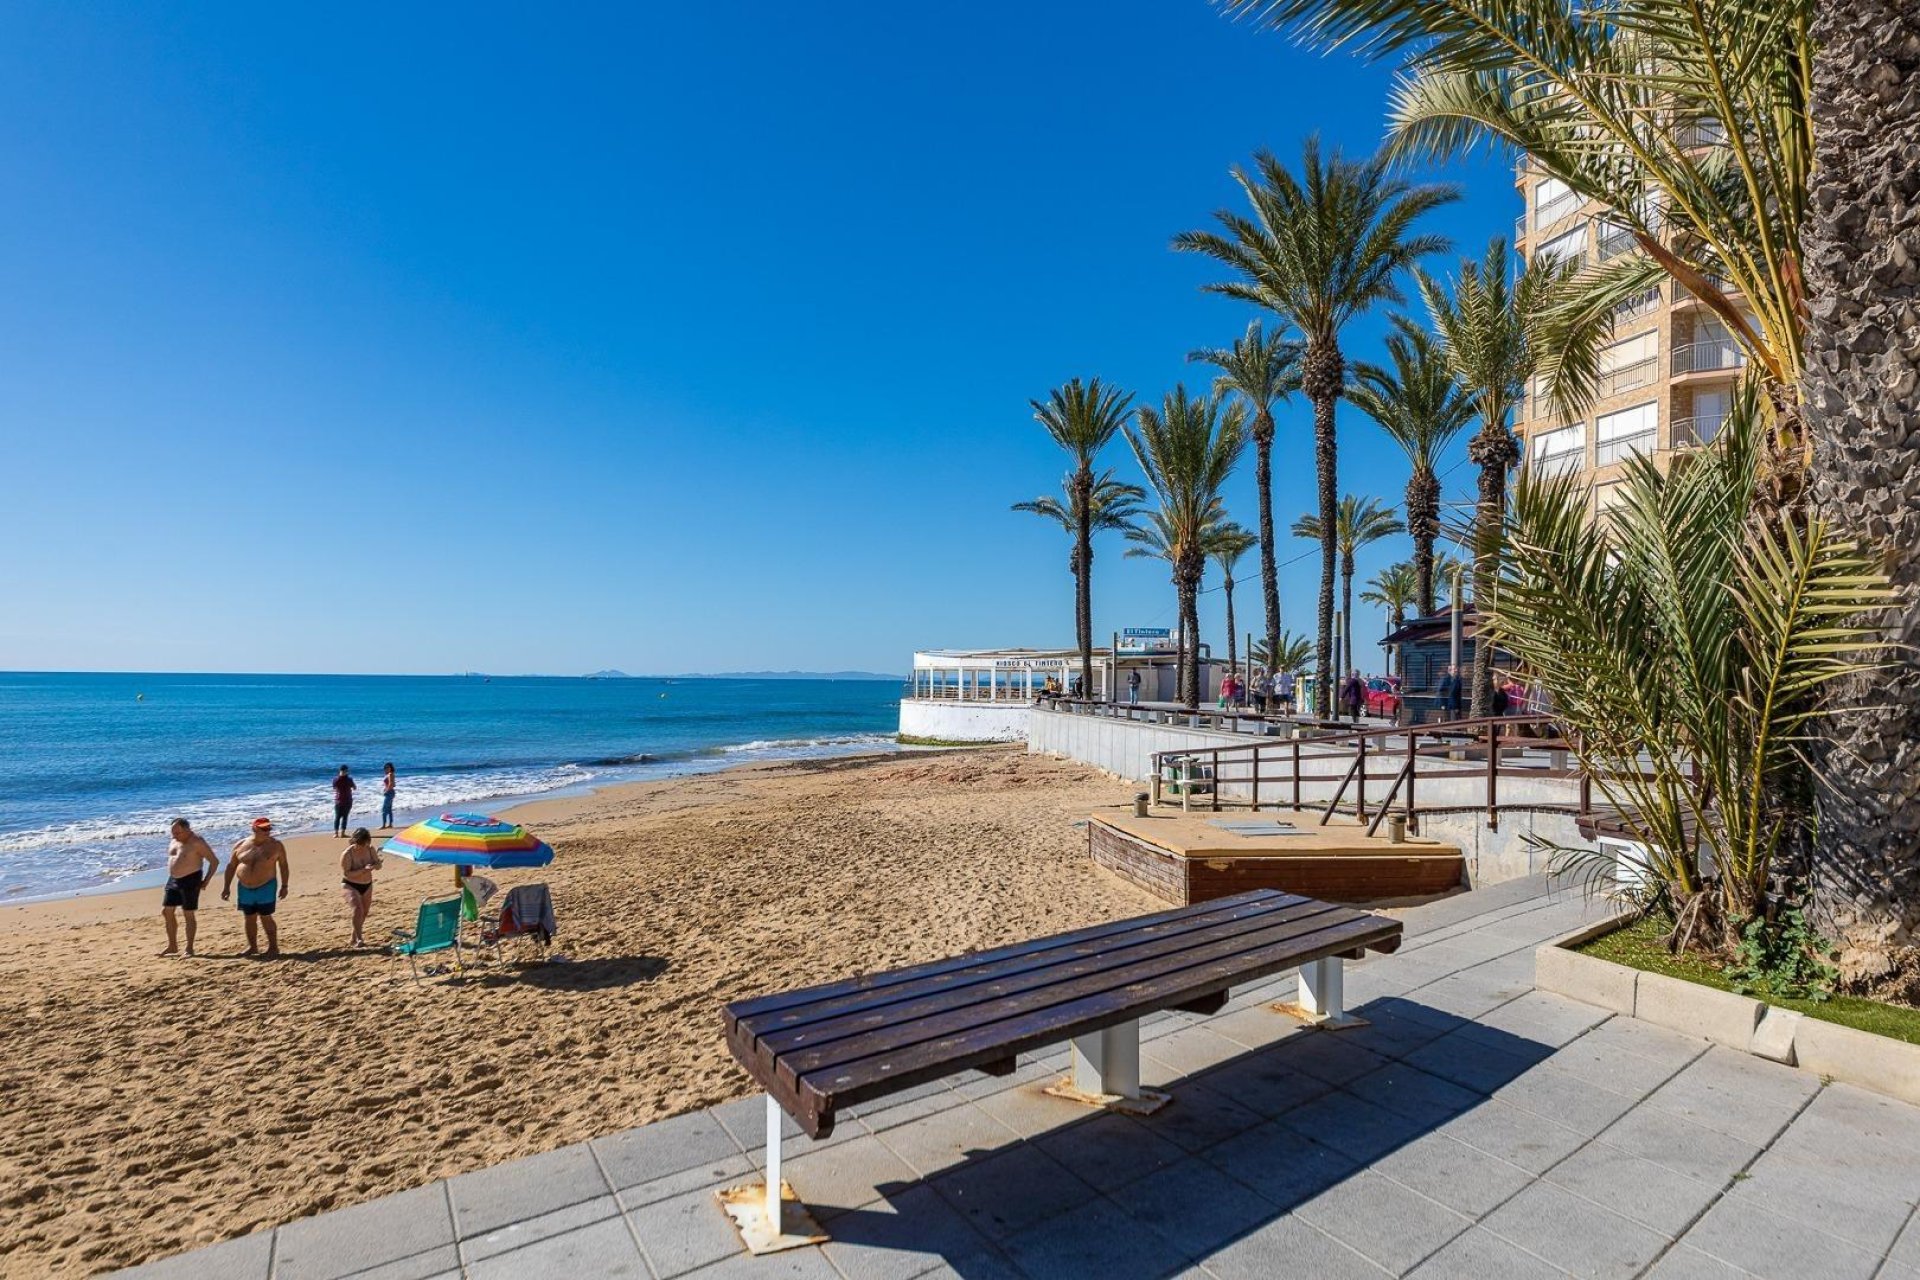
[160,818,219,957]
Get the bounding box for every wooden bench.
[719,889,1402,1249]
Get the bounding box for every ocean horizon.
[0,671,902,902]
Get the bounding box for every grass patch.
[895,734,1013,748]
[1577,915,1920,1046]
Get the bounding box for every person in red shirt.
[331,765,357,837]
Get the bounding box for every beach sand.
[0,747,1156,1277]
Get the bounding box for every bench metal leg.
[1273,956,1368,1030]
[715,1094,827,1254]
[1044,1019,1170,1115]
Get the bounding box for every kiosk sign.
[1117,627,1175,654]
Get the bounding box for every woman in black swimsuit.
[339,827,383,948]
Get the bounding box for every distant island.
[585,669,903,681]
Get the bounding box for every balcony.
[1595,429,1658,468]
[1672,339,1747,376]
[1596,222,1639,261]
[1613,287,1663,325]
[1597,356,1660,399]
[1672,413,1729,448]
[1676,118,1730,149]
[1532,449,1586,479]
[1534,190,1582,229]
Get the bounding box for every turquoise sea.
[0,672,901,901]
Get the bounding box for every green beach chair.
[391,895,464,980]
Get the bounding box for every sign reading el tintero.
[1117,627,1176,654]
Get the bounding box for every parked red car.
[1364,676,1402,719]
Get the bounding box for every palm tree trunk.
[1408,467,1441,616]
[1304,339,1343,716]
[1177,575,1201,709]
[1255,413,1281,671]
[1224,574,1238,675]
[1467,423,1519,718]
[1804,0,1920,984]
[1073,467,1094,699]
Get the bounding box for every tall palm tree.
[1012,470,1146,686]
[1360,561,1419,676]
[1175,138,1453,715]
[1190,322,1303,673]
[1252,630,1315,674]
[1293,495,1405,676]
[1125,387,1249,708]
[1027,378,1136,699]
[1417,240,1577,717]
[1206,521,1259,676]
[1347,319,1475,616]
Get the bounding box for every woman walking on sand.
[340,827,382,947]
[380,762,396,829]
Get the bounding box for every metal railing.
[1675,118,1730,149]
[1531,449,1586,479]
[1672,339,1747,376]
[1534,191,1582,229]
[1039,696,1354,738]
[1613,287,1663,324]
[1596,223,1638,260]
[1671,413,1728,449]
[1595,429,1658,468]
[1597,355,1659,398]
[1146,715,1586,835]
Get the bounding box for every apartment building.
[1512,155,1750,519]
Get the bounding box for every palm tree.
[1417,241,1577,716]
[1206,521,1259,676]
[1347,319,1475,616]
[1293,495,1405,676]
[1026,378,1136,699]
[1125,387,1249,708]
[1251,630,1315,674]
[1174,138,1453,715]
[1012,470,1146,687]
[1190,322,1303,673]
[1360,561,1419,676]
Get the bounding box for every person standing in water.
[223,818,290,958]
[339,827,382,948]
[380,762,396,829]
[159,819,218,957]
[331,765,356,837]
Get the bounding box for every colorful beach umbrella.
[381,812,555,869]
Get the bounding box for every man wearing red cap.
[222,818,290,958]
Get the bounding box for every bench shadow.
[449,955,671,990]
[805,996,1559,1279]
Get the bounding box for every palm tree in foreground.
[1293,495,1405,675]
[1207,521,1259,677]
[1175,138,1453,715]
[1347,319,1474,617]
[1360,561,1419,676]
[1013,470,1145,690]
[1125,387,1249,708]
[1190,321,1302,675]
[1027,378,1135,700]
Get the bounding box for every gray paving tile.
[464,1214,647,1279]
[1107,1155,1282,1260]
[1641,1245,1754,1278]
[1205,1002,1310,1051]
[1293,1170,1472,1274]
[113,1231,273,1280]
[1679,1194,1881,1280]
[448,1142,613,1239]
[1724,1157,1913,1253]
[328,1247,460,1280]
[820,1183,1004,1280]
[1550,1028,1702,1096]
[1278,1088,1430,1164]
[625,1182,751,1278]
[272,1181,454,1280]
[1543,1140,1727,1238]
[1142,1025,1263,1079]
[675,1245,843,1280]
[462,1192,623,1264]
[1482,1180,1669,1278]
[615,1152,757,1211]
[1370,1130,1537,1217]
[872,1101,1019,1179]
[1406,1031,1552,1094]
[1437,1099,1589,1174]
[595,1109,745,1190]
[1596,1105,1761,1186]
[1406,1226,1569,1279]
[1642,1048,1820,1147]
[1491,1064,1644,1136]
[999,1194,1192,1280]
[1126,1079,1266,1154]
[1189,1047,1337,1118]
[1031,1111,1186,1193]
[781,1132,922,1219]
[1342,1062,1484,1124]
[1197,1213,1391,1280]
[1202,1117,1360,1212]
[927,1143,1099,1241]
[1268,1030,1392,1087]
[1887,1208,1920,1272]
[968,1080,1089,1139]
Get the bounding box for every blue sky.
[0,3,1517,676]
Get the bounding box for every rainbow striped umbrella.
[380,812,555,869]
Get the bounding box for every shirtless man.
[222,817,291,958]
[159,819,219,957]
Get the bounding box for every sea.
[0,672,903,902]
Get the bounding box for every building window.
[1534,177,1579,228]
[1532,424,1586,477]
[1595,401,1658,467]
[1675,387,1732,448]
[1597,331,1660,398]
[1537,226,1587,266]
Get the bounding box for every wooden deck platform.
[1088,808,1465,906]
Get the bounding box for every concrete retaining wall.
[897,699,1029,742]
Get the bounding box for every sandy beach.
[0,747,1156,1277]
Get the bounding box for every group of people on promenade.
[1208,669,1302,716]
[157,761,399,959]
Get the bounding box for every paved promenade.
[121,876,1920,1280]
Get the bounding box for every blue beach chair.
[391,895,464,979]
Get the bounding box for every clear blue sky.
[0,2,1517,676]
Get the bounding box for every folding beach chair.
[476,883,559,964]
[391,894,464,980]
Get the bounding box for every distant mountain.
[663,669,904,682]
[583,669,632,679]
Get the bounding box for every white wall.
[898,699,1029,743]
